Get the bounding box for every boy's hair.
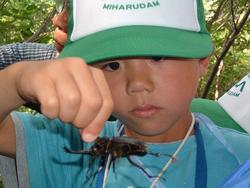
[60,0,213,64]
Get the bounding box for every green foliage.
[0,0,55,44]
[199,0,250,99]
[18,106,37,114]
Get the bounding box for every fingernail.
[82,133,96,142]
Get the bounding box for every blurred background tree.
[200,0,250,99]
[0,0,55,44]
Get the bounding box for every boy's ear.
[198,57,209,77]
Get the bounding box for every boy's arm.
[0,116,16,158]
[0,58,113,157]
[0,62,28,157]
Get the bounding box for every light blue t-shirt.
[4,112,250,188]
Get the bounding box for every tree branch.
[202,4,250,98]
[0,0,7,9]
[207,0,228,27]
[25,8,57,42]
[230,0,237,31]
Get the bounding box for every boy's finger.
[81,67,114,142]
[34,79,59,119]
[66,58,103,128]
[54,73,81,123]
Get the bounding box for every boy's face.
[94,57,208,142]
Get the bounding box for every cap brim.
[60,26,213,64]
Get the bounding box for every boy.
[0,0,250,188]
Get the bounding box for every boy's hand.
[16,58,114,142]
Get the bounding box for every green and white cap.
[218,74,250,133]
[60,0,213,64]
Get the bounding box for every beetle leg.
[127,156,158,179]
[111,157,117,175]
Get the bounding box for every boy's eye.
[101,62,120,71]
[151,57,164,62]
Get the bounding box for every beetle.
[64,136,172,179]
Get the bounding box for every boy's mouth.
[131,104,161,118]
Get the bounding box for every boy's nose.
[126,62,154,95]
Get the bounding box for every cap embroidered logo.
[102,1,160,10]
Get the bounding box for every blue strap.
[195,122,207,188]
[96,157,108,188]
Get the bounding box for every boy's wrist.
[0,62,28,121]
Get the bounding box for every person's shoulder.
[215,125,250,162]
[196,113,250,147]
[0,43,57,70]
[197,113,250,162]
[15,42,55,50]
[196,112,249,141]
[0,42,55,53]
[219,126,250,143]
[221,127,250,162]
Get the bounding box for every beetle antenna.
[127,156,160,179]
[148,152,177,162]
